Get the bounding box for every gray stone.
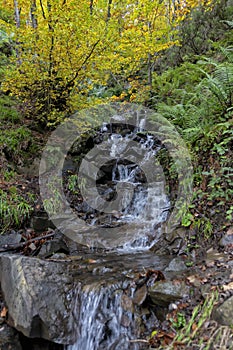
[0,255,77,344]
[0,232,21,247]
[213,296,233,326]
[0,323,22,350]
[31,212,55,232]
[133,285,147,306]
[219,234,233,247]
[148,280,190,306]
[165,257,188,272]
[38,236,69,258]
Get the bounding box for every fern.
[197,48,233,113]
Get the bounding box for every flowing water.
[64,119,170,350]
[68,284,137,350]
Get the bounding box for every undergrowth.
[0,188,34,233]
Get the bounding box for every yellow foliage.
[1,0,214,124]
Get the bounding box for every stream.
[61,119,171,349]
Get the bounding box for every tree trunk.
[14,0,20,28]
[30,0,38,29]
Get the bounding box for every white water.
[66,118,170,350]
[67,284,139,350]
[107,129,169,251]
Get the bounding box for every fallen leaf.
[226,227,233,235]
[191,322,197,331]
[222,282,233,291]
[87,259,97,264]
[0,307,7,318]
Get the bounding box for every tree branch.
[0,232,55,252]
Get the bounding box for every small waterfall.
[107,130,169,245]
[66,283,139,350]
[64,116,171,350]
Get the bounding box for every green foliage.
[1,0,215,125]
[171,292,219,347]
[170,313,186,330]
[0,28,13,81]
[0,126,32,163]
[193,217,213,239]
[153,46,233,230]
[43,179,64,215]
[198,51,233,117]
[2,170,16,181]
[67,174,79,195]
[0,5,14,24]
[0,188,34,233]
[226,205,233,221]
[153,62,204,106]
[181,212,194,227]
[154,0,233,70]
[0,94,20,123]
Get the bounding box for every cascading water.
[93,122,170,250]
[67,283,139,350]
[64,116,171,350]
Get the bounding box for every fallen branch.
[129,339,148,343]
[0,232,55,252]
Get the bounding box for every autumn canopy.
[1,0,213,124]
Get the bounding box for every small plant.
[181,211,194,227]
[0,126,32,163]
[226,205,233,221]
[43,179,64,215]
[2,170,16,181]
[193,217,213,239]
[170,291,219,348]
[170,312,186,330]
[67,174,79,194]
[0,97,20,123]
[0,188,34,233]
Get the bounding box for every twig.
[129,339,148,343]
[0,232,55,252]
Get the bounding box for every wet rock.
[74,201,95,217]
[164,227,187,246]
[0,254,76,344]
[70,133,94,155]
[165,257,188,272]
[121,294,134,312]
[31,211,55,232]
[38,233,69,258]
[213,296,233,326]
[0,232,21,247]
[19,334,63,350]
[0,323,22,350]
[219,234,233,247]
[151,226,186,255]
[133,285,147,306]
[0,249,172,348]
[167,237,184,255]
[148,280,190,306]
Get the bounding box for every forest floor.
[0,113,233,349]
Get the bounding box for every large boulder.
[0,255,77,344]
[213,296,233,326]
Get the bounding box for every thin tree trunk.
[14,0,20,28]
[107,0,112,21]
[47,0,54,79]
[13,0,21,63]
[148,53,153,88]
[30,0,38,29]
[90,0,94,15]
